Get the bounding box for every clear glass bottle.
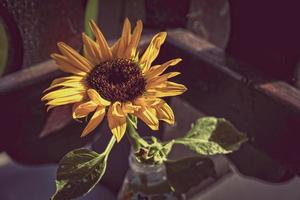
[118,150,185,200]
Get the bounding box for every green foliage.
[126,116,247,194]
[126,116,149,152]
[166,157,216,194]
[51,116,247,198]
[134,137,175,165]
[51,149,107,200]
[175,117,247,155]
[51,136,115,200]
[164,117,247,193]
[128,116,247,174]
[127,114,138,129]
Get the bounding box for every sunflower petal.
[134,106,159,130]
[144,58,182,80]
[154,100,175,124]
[122,102,141,114]
[110,101,125,117]
[82,33,102,64]
[115,18,132,58]
[89,20,112,60]
[44,81,85,93]
[133,51,140,62]
[81,107,106,137]
[125,20,143,58]
[46,94,85,106]
[139,32,167,73]
[133,96,161,108]
[147,81,187,97]
[72,101,97,119]
[51,54,87,76]
[42,88,85,101]
[57,42,93,72]
[50,76,84,86]
[108,103,127,142]
[72,102,81,116]
[146,72,181,89]
[87,89,111,106]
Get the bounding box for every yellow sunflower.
[42,19,187,142]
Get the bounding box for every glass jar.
[118,150,185,200]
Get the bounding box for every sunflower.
[42,19,187,142]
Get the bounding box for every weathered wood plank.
[0,60,61,93]
[255,81,300,112]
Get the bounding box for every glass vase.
[117,149,185,200]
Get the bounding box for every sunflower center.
[87,58,146,102]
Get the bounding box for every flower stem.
[126,116,148,151]
[103,136,116,160]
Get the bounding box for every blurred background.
[0,0,300,199]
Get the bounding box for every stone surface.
[0,153,116,200]
[191,170,300,200]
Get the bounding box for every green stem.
[126,117,148,151]
[0,21,8,76]
[103,136,116,160]
[173,137,208,145]
[84,0,99,38]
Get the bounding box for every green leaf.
[84,0,99,38]
[127,114,138,129]
[161,140,175,156]
[165,156,216,194]
[51,148,107,200]
[176,117,247,155]
[0,21,8,76]
[126,116,148,152]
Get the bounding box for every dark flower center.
[87,58,146,102]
